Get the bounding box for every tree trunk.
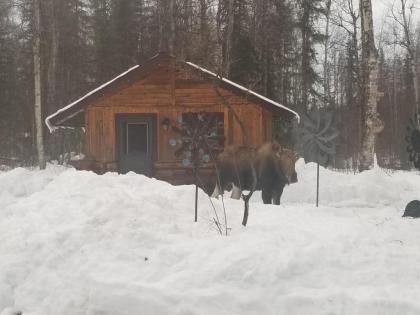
[413,59,420,118]
[323,0,332,107]
[47,0,59,160]
[182,0,193,60]
[198,0,209,65]
[158,0,174,54]
[33,0,46,169]
[47,0,58,114]
[397,0,420,121]
[223,0,234,77]
[359,0,383,171]
[300,1,311,113]
[168,0,175,55]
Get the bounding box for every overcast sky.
[372,0,389,22]
[372,0,419,25]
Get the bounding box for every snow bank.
[1,162,420,315]
[283,160,420,209]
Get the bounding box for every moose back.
[212,142,299,205]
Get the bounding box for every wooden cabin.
[45,53,299,188]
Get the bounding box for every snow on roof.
[185,62,300,122]
[45,65,140,132]
[45,57,300,132]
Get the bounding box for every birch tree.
[33,0,46,169]
[359,0,384,171]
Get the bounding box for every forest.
[0,0,419,170]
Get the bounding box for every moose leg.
[211,183,221,198]
[242,165,257,226]
[231,184,242,199]
[262,188,273,204]
[272,184,285,205]
[242,192,253,226]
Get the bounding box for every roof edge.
[45,54,300,133]
[184,61,300,122]
[45,64,140,132]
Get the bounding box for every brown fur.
[276,147,299,184]
[255,143,298,184]
[214,145,258,194]
[217,146,256,173]
[213,142,299,204]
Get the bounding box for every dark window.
[182,112,223,134]
[126,122,148,154]
[181,112,224,150]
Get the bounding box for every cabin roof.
[45,53,300,132]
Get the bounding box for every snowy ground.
[1,161,420,315]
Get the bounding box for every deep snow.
[1,161,420,315]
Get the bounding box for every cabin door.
[117,115,155,176]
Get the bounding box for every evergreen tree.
[297,0,326,112]
[110,0,139,70]
[229,0,258,86]
[91,0,114,82]
[0,0,25,159]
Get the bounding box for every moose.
[212,142,299,205]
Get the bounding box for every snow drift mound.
[282,160,420,209]
[1,163,420,315]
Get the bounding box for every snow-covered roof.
[45,53,299,132]
[185,62,300,122]
[45,65,140,132]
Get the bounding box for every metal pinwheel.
[167,111,224,222]
[299,109,339,207]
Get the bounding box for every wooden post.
[195,183,198,222]
[194,166,198,222]
[316,162,319,207]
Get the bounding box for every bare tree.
[5,0,418,170]
[33,0,46,169]
[359,0,384,171]
[47,0,58,115]
[330,0,362,168]
[389,0,419,120]
[158,0,175,54]
[198,0,210,65]
[217,0,234,77]
[323,0,332,106]
[331,0,360,90]
[168,0,175,54]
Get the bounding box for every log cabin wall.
[84,59,272,184]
